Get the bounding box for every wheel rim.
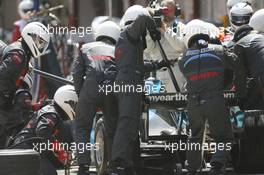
[95,127,105,168]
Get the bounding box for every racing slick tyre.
[231,110,264,173]
[0,149,40,175]
[94,117,108,175]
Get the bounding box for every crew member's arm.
[72,53,85,95]
[103,60,117,81]
[223,47,247,98]
[36,113,59,140]
[0,52,25,80]
[126,11,160,42]
[143,59,171,73]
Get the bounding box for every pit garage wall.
[199,0,227,23]
[0,0,19,33]
[77,0,149,27]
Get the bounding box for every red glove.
[52,140,70,165]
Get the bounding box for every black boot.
[77,164,90,175]
[209,162,225,175]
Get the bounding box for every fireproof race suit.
[110,13,163,171]
[12,19,27,42]
[0,40,31,148]
[234,31,264,109]
[12,103,73,175]
[7,88,33,139]
[72,39,166,168]
[72,41,119,167]
[178,43,243,171]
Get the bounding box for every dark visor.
[231,14,252,26]
[22,9,34,13]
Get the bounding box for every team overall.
[72,41,119,167]
[110,13,164,170]
[179,44,243,172]
[234,31,264,109]
[0,41,31,148]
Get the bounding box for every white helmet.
[227,0,252,13]
[54,85,78,121]
[229,2,253,29]
[249,9,264,33]
[21,22,50,58]
[120,5,150,28]
[95,21,121,44]
[183,19,210,48]
[23,73,33,90]
[18,0,34,19]
[204,22,220,39]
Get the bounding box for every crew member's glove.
[148,28,161,41]
[155,59,172,70]
[233,25,253,42]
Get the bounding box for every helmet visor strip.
[22,8,34,14]
[231,14,252,26]
[28,33,48,53]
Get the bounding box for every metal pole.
[109,0,113,20]
[156,40,180,92]
[32,69,74,85]
[199,120,208,172]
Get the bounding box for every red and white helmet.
[21,22,50,58]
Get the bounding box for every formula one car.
[93,76,264,175]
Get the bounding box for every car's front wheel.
[94,117,108,175]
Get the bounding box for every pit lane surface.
[57,167,264,175]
